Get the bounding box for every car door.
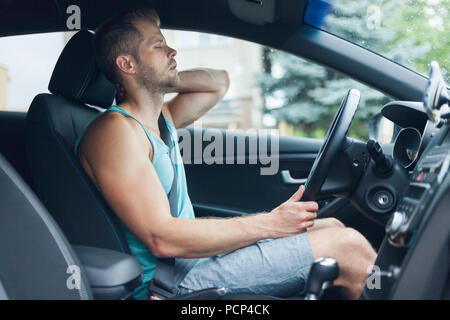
[182,127,322,216]
[163,30,391,227]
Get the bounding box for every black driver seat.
[25,31,129,255]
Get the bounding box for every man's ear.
[115,55,137,76]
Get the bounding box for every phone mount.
[423,61,449,125]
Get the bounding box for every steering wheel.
[302,89,361,201]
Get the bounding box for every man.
[77,7,376,299]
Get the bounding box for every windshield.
[304,0,449,82]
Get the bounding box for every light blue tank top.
[74,105,195,299]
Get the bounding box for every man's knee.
[337,228,376,263]
[340,227,364,246]
[308,217,345,232]
[308,227,372,260]
[308,227,375,299]
[327,217,345,229]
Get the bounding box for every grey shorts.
[177,232,315,298]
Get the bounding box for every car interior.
[0,0,449,300]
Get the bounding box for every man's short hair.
[93,7,160,84]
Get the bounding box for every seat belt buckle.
[148,279,177,300]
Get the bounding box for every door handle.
[280,170,307,184]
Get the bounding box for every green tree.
[256,0,448,140]
[387,0,449,80]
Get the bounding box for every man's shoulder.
[80,111,151,160]
[87,111,145,141]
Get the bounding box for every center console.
[362,124,450,299]
[386,125,450,248]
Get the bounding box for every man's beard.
[137,61,179,94]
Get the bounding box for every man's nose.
[168,46,177,58]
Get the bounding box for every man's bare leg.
[308,217,345,232]
[307,227,377,299]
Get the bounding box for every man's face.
[134,20,179,93]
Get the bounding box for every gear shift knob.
[305,257,339,300]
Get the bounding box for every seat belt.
[148,114,199,298]
[159,114,179,218]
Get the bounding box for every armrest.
[72,245,143,300]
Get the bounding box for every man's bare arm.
[164,68,230,128]
[158,185,318,258]
[79,114,318,259]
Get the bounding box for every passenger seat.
[0,152,91,299]
[0,152,143,299]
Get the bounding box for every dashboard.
[361,121,449,299]
[387,124,450,248]
[360,63,450,299]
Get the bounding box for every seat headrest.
[48,30,115,109]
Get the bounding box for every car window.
[304,0,449,82]
[0,32,70,112]
[163,29,391,141]
[0,29,391,142]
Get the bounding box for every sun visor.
[228,0,276,25]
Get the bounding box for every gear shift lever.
[305,257,339,300]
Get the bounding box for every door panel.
[180,127,322,215]
[181,126,387,248]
